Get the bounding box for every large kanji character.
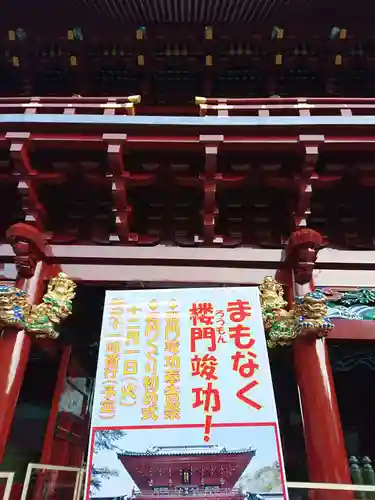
[227,300,252,322]
[229,324,254,349]
[190,302,214,326]
[165,339,180,354]
[123,359,138,375]
[165,315,180,334]
[143,375,159,392]
[141,406,158,421]
[165,354,181,369]
[104,353,119,379]
[99,400,116,417]
[164,402,180,420]
[165,370,180,385]
[192,383,221,413]
[190,327,216,352]
[191,354,218,380]
[106,341,120,353]
[102,384,116,400]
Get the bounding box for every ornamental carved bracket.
[259,276,333,348]
[0,272,76,339]
[285,228,325,285]
[6,223,48,279]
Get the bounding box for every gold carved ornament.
[0,272,76,339]
[259,276,334,348]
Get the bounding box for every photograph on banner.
[89,424,284,499]
[85,287,288,500]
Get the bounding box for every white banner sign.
[86,287,288,500]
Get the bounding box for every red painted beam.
[329,319,375,340]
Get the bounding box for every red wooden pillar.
[41,346,72,464]
[294,338,351,484]
[285,229,352,500]
[0,223,49,460]
[0,330,32,460]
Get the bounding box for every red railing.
[4,95,375,118]
[0,95,141,116]
[196,96,375,117]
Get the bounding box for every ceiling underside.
[3,0,373,28]
[75,0,374,24]
[78,0,290,23]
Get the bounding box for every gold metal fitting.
[128,95,141,104]
[195,96,207,105]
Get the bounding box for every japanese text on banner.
[164,299,181,420]
[141,299,160,421]
[228,299,262,411]
[120,303,142,409]
[99,297,125,420]
[190,300,220,441]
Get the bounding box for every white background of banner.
[86,286,288,500]
[92,287,279,427]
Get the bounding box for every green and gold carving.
[0,272,76,339]
[259,276,334,347]
[259,277,297,348]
